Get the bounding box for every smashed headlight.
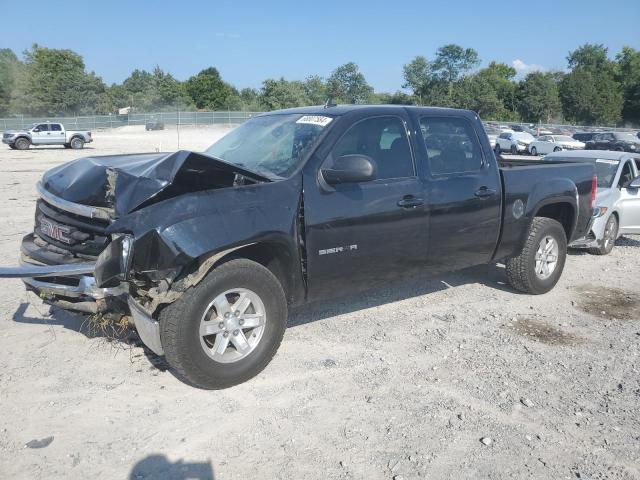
[94,234,134,287]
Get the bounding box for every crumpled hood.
[41,150,269,218]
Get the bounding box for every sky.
[1,0,638,92]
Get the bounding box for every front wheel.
[14,137,30,150]
[553,147,561,152]
[506,217,567,294]
[494,144,501,156]
[510,144,518,155]
[589,214,618,255]
[530,146,537,156]
[159,258,287,389]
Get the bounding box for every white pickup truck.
[2,122,93,150]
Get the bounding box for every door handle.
[475,187,496,198]
[397,195,424,209]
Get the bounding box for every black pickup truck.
[0,106,596,389]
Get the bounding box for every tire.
[553,147,561,152]
[70,137,84,149]
[494,144,501,156]
[588,214,618,255]
[510,144,518,155]
[530,146,537,156]
[159,258,287,389]
[506,217,567,294]
[14,137,30,150]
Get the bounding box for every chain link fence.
[0,111,261,131]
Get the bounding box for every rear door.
[303,111,428,299]
[618,158,640,233]
[31,123,50,144]
[49,123,66,144]
[413,114,502,272]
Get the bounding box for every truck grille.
[3,133,13,139]
[34,199,111,259]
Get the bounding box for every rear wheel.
[159,258,287,389]
[14,137,30,150]
[510,144,518,155]
[553,146,561,152]
[494,143,501,156]
[506,217,567,294]
[70,137,84,149]
[588,214,618,255]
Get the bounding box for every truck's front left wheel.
[505,217,567,294]
[159,258,287,389]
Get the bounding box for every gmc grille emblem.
[39,216,73,244]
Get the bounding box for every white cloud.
[512,59,546,75]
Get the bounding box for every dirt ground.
[0,126,638,480]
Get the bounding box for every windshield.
[205,113,333,178]
[513,132,534,140]
[614,132,638,142]
[595,159,620,188]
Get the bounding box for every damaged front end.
[1,149,304,355]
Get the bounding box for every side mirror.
[321,154,376,185]
[623,176,640,189]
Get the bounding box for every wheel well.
[535,202,574,239]
[217,243,296,304]
[70,135,83,141]
[15,135,30,143]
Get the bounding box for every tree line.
[0,43,638,126]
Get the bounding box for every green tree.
[185,67,236,110]
[302,75,327,105]
[477,61,517,114]
[117,67,191,111]
[402,56,430,103]
[616,46,640,125]
[453,75,503,119]
[0,49,22,116]
[327,62,373,104]
[431,44,480,97]
[238,87,261,111]
[516,72,562,123]
[259,78,309,110]
[560,44,623,125]
[11,44,107,115]
[372,91,415,105]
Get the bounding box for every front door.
[31,123,50,144]
[618,159,640,234]
[303,113,428,299]
[414,114,502,272]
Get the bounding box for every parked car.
[145,120,165,131]
[573,132,596,143]
[0,105,595,389]
[546,150,640,255]
[494,131,536,155]
[484,125,501,149]
[528,135,585,155]
[585,132,640,152]
[2,122,93,150]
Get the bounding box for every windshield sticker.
[296,115,333,127]
[596,159,619,165]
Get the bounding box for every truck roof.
[265,104,479,118]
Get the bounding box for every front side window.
[419,116,483,175]
[205,113,332,179]
[35,123,49,132]
[331,116,414,180]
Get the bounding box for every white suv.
[494,131,535,155]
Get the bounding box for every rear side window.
[419,117,483,175]
[331,116,414,180]
[50,124,62,131]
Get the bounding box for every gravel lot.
[0,126,638,480]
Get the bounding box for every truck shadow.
[289,263,516,328]
[129,454,214,480]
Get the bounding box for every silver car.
[545,150,640,254]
